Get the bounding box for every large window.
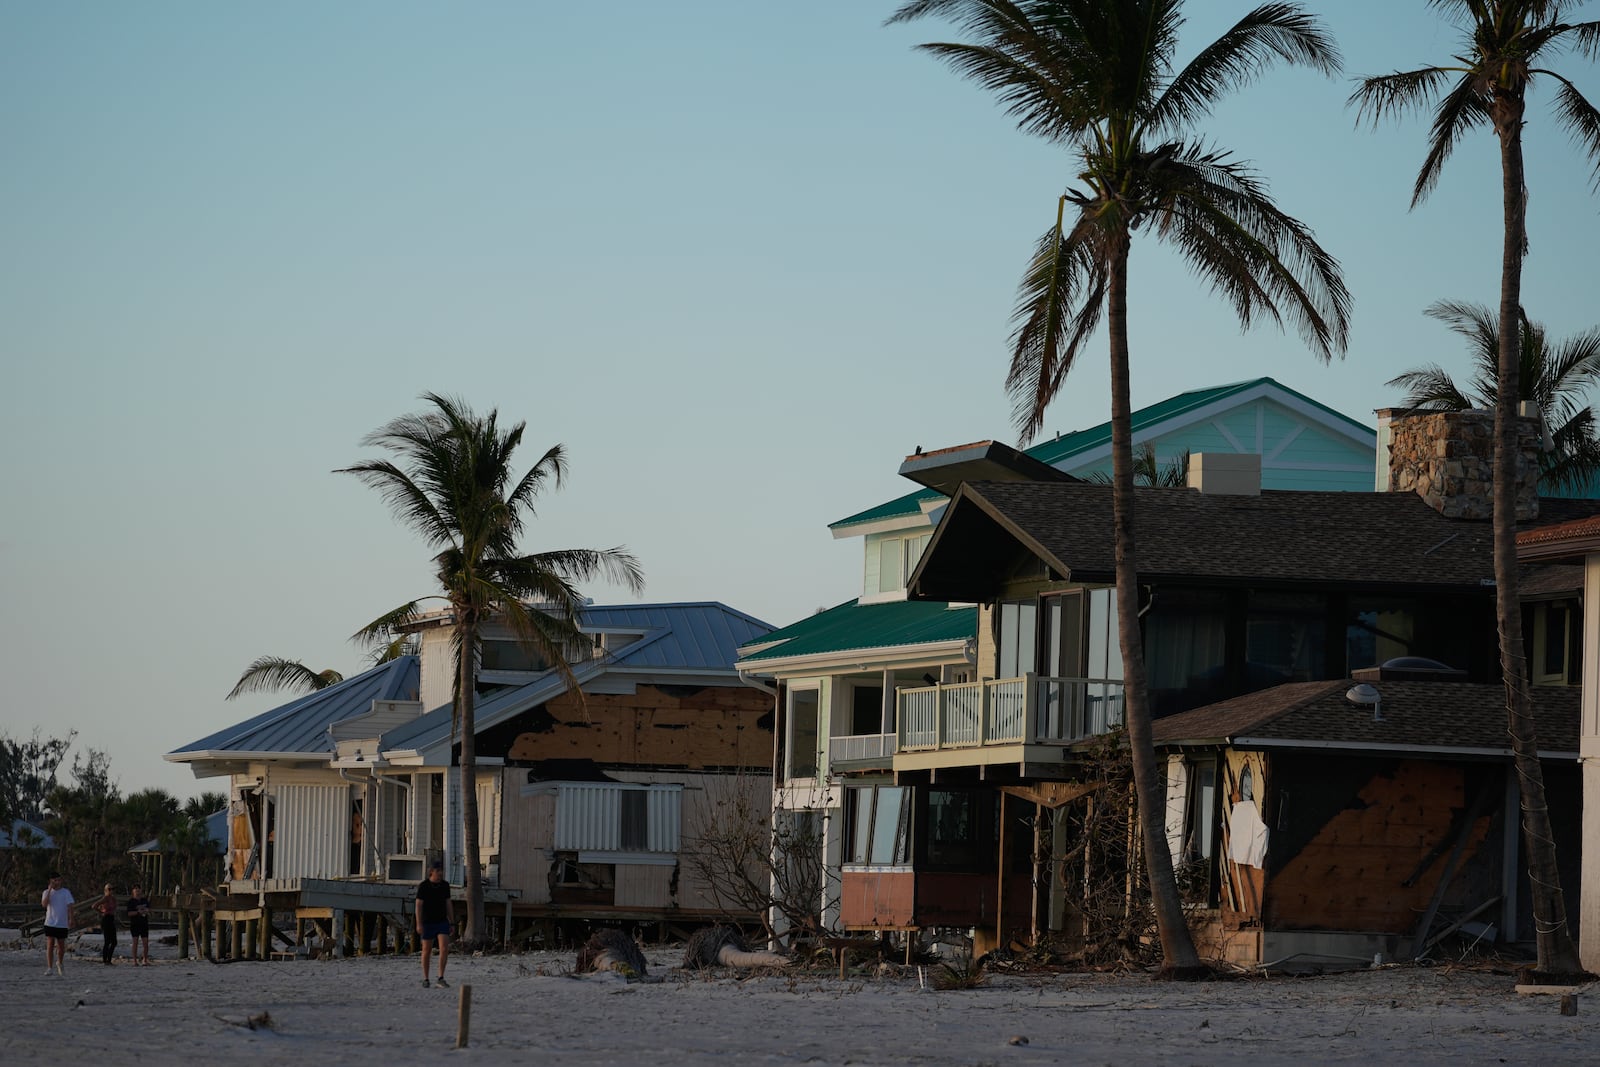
[925,789,983,868]
[997,599,1038,678]
[850,684,884,735]
[1345,598,1415,671]
[845,785,911,866]
[1247,592,1326,686]
[1145,588,1226,717]
[788,688,820,779]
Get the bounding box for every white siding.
[274,784,348,879]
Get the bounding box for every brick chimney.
[1380,408,1542,521]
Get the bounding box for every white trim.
[830,512,938,540]
[736,638,971,676]
[1264,424,1304,463]
[578,850,678,866]
[1213,419,1247,453]
[859,589,910,605]
[1226,736,1579,760]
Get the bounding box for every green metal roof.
[829,378,1373,530]
[737,598,975,665]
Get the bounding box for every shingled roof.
[911,480,1600,601]
[1151,679,1579,757]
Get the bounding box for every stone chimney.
[1382,408,1542,520]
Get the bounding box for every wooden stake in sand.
[455,984,472,1049]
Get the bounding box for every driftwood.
[680,926,787,970]
[574,928,648,978]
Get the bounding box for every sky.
[3,2,1599,802]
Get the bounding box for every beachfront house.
[166,601,774,949]
[738,378,1378,937]
[826,406,1597,961]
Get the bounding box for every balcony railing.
[896,674,1125,752]
[828,731,895,765]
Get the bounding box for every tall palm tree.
[340,393,643,942]
[226,657,343,700]
[1389,299,1600,492]
[1353,0,1600,977]
[889,0,1350,976]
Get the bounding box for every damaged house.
[166,601,774,949]
[831,407,1596,964]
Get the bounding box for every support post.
[177,908,190,959]
[333,909,346,959]
[455,985,473,1049]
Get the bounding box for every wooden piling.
[455,984,473,1049]
[177,908,190,959]
[231,918,243,960]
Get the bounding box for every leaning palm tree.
[1353,0,1600,978]
[1389,300,1600,493]
[889,0,1350,977]
[340,393,643,942]
[225,657,343,700]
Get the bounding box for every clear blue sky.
[3,2,1597,801]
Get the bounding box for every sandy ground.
[2,930,1595,1065]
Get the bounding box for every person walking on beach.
[414,861,451,988]
[95,883,118,965]
[127,885,151,966]
[40,873,74,976]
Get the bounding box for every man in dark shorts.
[414,861,451,988]
[40,873,74,976]
[127,885,152,966]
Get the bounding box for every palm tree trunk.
[1106,232,1203,976]
[1494,103,1584,977]
[456,617,485,944]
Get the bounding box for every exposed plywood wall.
[1265,760,1492,932]
[502,684,772,769]
[499,792,556,904]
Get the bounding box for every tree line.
[0,729,225,903]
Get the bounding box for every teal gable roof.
[829,378,1375,530]
[738,598,975,665]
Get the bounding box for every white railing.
[828,732,894,764]
[896,675,1125,752]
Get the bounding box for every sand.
[3,931,1594,1065]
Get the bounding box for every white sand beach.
[3,931,1594,1065]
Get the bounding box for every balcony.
[895,674,1125,756]
[828,731,895,769]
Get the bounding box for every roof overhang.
[898,440,1077,496]
[1159,735,1579,761]
[734,637,972,676]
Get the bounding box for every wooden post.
[1032,804,1044,945]
[202,909,213,960]
[177,908,190,959]
[455,984,473,1049]
[261,906,273,958]
[332,910,346,959]
[996,791,1007,952]
[231,918,243,960]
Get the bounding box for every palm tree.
[226,657,344,700]
[1085,442,1193,488]
[1389,300,1600,492]
[340,393,643,942]
[889,0,1350,976]
[1353,1,1600,978]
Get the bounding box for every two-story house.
[738,377,1378,936]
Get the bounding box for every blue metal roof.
[381,602,772,754]
[1,818,55,850]
[169,655,421,758]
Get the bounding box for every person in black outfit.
[94,884,118,965]
[127,885,152,966]
[414,861,451,987]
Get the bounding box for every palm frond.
[1155,3,1341,133]
[1349,65,1457,126]
[226,657,342,700]
[1544,71,1600,190]
[351,600,432,646]
[1412,74,1492,207]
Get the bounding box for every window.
[1346,598,1416,671]
[553,783,681,854]
[926,789,982,868]
[1247,592,1326,686]
[481,639,549,673]
[1145,588,1226,717]
[875,533,932,594]
[997,599,1038,678]
[1533,602,1574,685]
[850,684,884,735]
[845,785,911,866]
[788,688,820,779]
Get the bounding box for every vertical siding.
[615,864,675,907]
[410,772,431,854]
[275,784,348,879]
[556,784,621,850]
[500,791,555,904]
[419,629,455,714]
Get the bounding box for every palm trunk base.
[1518,966,1595,986]
[1154,963,1215,982]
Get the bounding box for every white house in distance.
[167,601,775,949]
[737,377,1378,934]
